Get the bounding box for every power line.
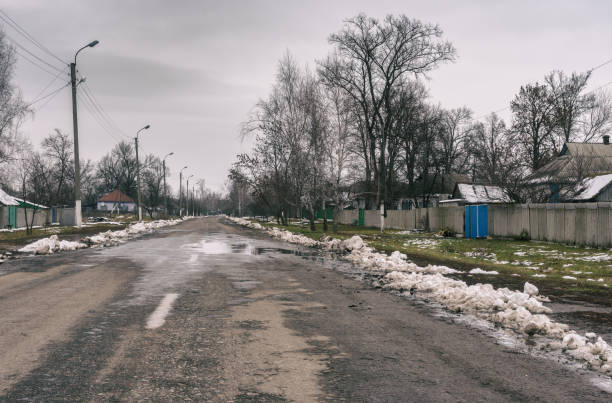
[589,58,612,73]
[475,56,612,121]
[27,81,70,107]
[79,82,130,140]
[80,81,130,139]
[5,32,65,73]
[77,91,124,143]
[0,9,67,65]
[13,47,62,77]
[32,66,69,100]
[32,82,70,112]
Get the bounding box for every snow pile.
[469,268,499,275]
[227,216,612,374]
[18,235,87,255]
[19,219,184,254]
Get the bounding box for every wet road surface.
[0,217,610,401]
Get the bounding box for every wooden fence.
[336,202,612,248]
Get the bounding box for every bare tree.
[96,141,138,200]
[319,14,456,211]
[545,70,592,144]
[581,90,612,142]
[42,129,73,205]
[439,106,473,174]
[0,30,29,167]
[510,82,556,171]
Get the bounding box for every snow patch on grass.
[18,219,184,255]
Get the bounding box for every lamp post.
[179,166,188,217]
[71,40,99,227]
[135,124,150,221]
[186,174,194,216]
[162,152,173,216]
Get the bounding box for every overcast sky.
[2,0,611,193]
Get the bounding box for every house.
[97,189,136,212]
[0,188,49,229]
[0,188,19,207]
[395,173,471,209]
[349,173,471,210]
[559,173,612,202]
[439,183,511,206]
[528,136,612,202]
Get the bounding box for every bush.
[437,227,456,237]
[515,229,530,241]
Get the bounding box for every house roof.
[454,183,511,203]
[0,189,47,209]
[0,188,19,206]
[98,189,135,203]
[561,173,612,201]
[530,142,612,183]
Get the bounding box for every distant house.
[97,189,135,212]
[349,173,470,210]
[439,183,511,206]
[528,136,612,202]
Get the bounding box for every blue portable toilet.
[465,205,488,238]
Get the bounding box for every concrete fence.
[0,207,51,229]
[336,202,612,248]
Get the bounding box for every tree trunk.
[322,199,328,232]
[308,205,315,231]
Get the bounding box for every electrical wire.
[4,32,65,73]
[31,82,69,112]
[27,81,70,107]
[77,91,124,143]
[79,83,130,141]
[80,81,131,139]
[13,47,62,77]
[32,66,69,100]
[475,56,612,121]
[0,9,67,65]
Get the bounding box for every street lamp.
[135,124,151,221]
[179,166,188,217]
[163,152,173,216]
[71,39,99,227]
[186,174,194,216]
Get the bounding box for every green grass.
[250,219,612,297]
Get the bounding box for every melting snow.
[229,216,612,375]
[18,219,183,255]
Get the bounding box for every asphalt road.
[0,217,609,401]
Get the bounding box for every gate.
[8,205,17,229]
[51,207,57,223]
[465,205,488,238]
[358,209,365,226]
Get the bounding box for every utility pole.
[70,40,99,227]
[135,124,150,221]
[186,174,193,217]
[179,166,188,217]
[163,152,173,216]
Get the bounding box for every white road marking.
[146,293,179,329]
[189,254,198,264]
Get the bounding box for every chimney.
[604,135,610,145]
